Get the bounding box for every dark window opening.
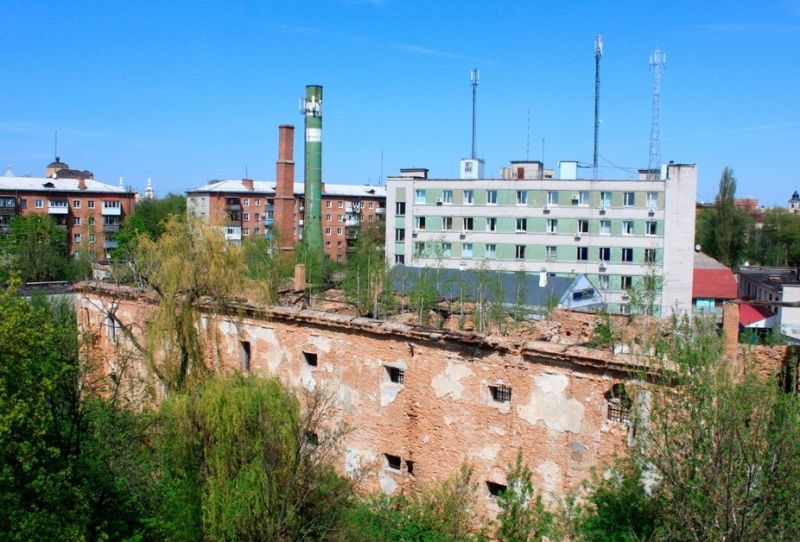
[605,383,632,424]
[303,351,318,367]
[385,453,402,470]
[406,460,415,476]
[305,431,319,446]
[489,384,512,402]
[240,340,251,372]
[486,481,507,497]
[387,366,405,384]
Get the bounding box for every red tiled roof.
[739,303,773,326]
[692,268,738,300]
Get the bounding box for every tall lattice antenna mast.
[593,36,603,179]
[470,68,479,159]
[647,49,666,180]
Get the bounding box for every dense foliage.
[112,193,186,260]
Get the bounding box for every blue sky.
[2,0,798,205]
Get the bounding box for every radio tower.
[470,68,479,159]
[593,36,603,179]
[647,49,666,180]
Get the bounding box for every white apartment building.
[385,160,697,315]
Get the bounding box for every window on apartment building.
[396,201,406,215]
[338,201,344,208]
[623,220,634,235]
[516,218,527,232]
[303,351,318,367]
[645,248,657,263]
[254,213,260,221]
[600,192,611,208]
[443,217,453,231]
[463,217,474,231]
[464,190,474,205]
[622,248,634,262]
[546,219,558,234]
[646,221,657,236]
[255,199,261,206]
[415,216,426,230]
[325,227,331,235]
[442,190,453,204]
[487,481,508,498]
[35,199,43,208]
[516,190,528,205]
[599,247,611,261]
[598,275,609,290]
[243,198,250,206]
[606,383,632,424]
[73,233,81,243]
[386,366,405,384]
[337,254,343,262]
[415,190,426,204]
[254,227,260,235]
[515,245,526,260]
[368,201,374,209]
[600,220,611,235]
[463,243,473,258]
[337,240,342,247]
[414,242,425,256]
[646,192,658,208]
[243,213,249,221]
[19,199,27,208]
[326,241,331,247]
[624,192,635,207]
[577,247,588,261]
[489,384,512,402]
[486,244,496,259]
[88,200,95,209]
[486,190,497,205]
[578,191,589,206]
[395,254,405,264]
[395,228,405,241]
[337,227,342,235]
[547,191,559,206]
[88,216,95,226]
[546,245,557,261]
[326,200,332,208]
[578,219,589,233]
[487,217,497,232]
[339,214,346,222]
[621,276,633,290]
[240,341,251,372]
[368,214,374,222]
[73,217,81,226]
[242,227,249,235]
[385,454,402,471]
[88,233,96,243]
[441,242,452,258]
[73,199,81,208]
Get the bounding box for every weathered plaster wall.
[76,285,639,511]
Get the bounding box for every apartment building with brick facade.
[0,159,136,260]
[385,159,696,315]
[186,125,386,262]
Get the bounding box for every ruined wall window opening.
[486,481,507,498]
[305,431,319,446]
[303,351,318,367]
[385,453,402,471]
[83,307,90,327]
[240,340,251,372]
[606,383,632,424]
[386,366,405,384]
[405,460,415,476]
[105,316,117,343]
[489,384,512,402]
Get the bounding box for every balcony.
[48,200,69,215]
[103,223,120,233]
[264,218,274,227]
[376,207,386,215]
[226,203,241,211]
[225,226,242,241]
[103,240,119,250]
[265,204,275,212]
[102,203,121,216]
[345,229,358,240]
[264,231,273,240]
[344,216,360,227]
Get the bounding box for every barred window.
[489,384,512,402]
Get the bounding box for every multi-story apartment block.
[0,158,136,260]
[186,125,386,262]
[385,159,696,315]
[738,267,800,343]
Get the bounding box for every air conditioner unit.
[571,194,580,202]
[459,232,466,239]
[575,233,582,240]
[436,198,443,206]
[621,292,630,300]
[412,229,419,238]
[648,207,656,216]
[599,206,607,214]
[543,204,551,214]
[599,262,607,271]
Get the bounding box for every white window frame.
[547,191,559,206]
[546,245,556,261]
[515,245,526,260]
[623,192,635,207]
[463,190,474,205]
[578,191,589,206]
[442,190,453,204]
[462,243,473,258]
[546,219,558,234]
[600,192,611,208]
[415,190,426,204]
[623,220,634,235]
[646,221,657,236]
[486,190,497,205]
[486,217,497,232]
[516,190,528,205]
[516,218,527,232]
[599,220,611,235]
[486,244,496,259]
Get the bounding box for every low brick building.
[0,158,136,260]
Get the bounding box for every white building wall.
[660,164,696,316]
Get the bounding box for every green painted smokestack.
[303,84,324,252]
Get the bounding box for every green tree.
[112,193,186,260]
[0,214,77,282]
[495,450,553,542]
[342,222,392,318]
[755,208,800,266]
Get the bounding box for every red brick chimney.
[78,177,87,190]
[274,125,296,250]
[242,178,254,191]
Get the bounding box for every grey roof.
[389,264,575,307]
[187,179,386,198]
[694,251,730,270]
[739,267,800,288]
[0,176,131,194]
